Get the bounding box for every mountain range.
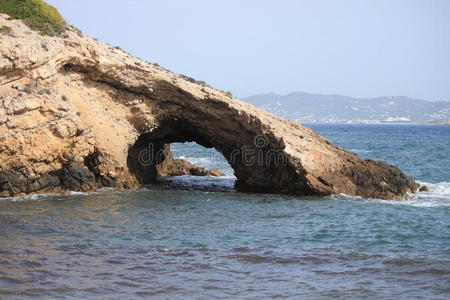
[243,92,450,123]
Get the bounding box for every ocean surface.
[0,124,449,299]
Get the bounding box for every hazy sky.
[47,0,450,101]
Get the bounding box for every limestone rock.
[0,14,418,199]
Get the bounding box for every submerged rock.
[0,14,418,199]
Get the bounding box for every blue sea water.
[0,124,449,299]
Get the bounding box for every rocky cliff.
[0,14,418,199]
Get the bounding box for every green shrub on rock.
[225,91,233,98]
[0,0,66,36]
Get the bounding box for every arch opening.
[126,117,300,193]
[126,118,235,189]
[127,139,232,190]
[168,142,232,177]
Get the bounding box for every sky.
[46,0,450,101]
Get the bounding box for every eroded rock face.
[0,14,418,199]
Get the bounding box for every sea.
[0,124,449,299]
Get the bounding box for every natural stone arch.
[126,116,303,194]
[0,14,418,199]
[118,78,416,198]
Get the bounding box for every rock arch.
[125,117,302,194]
[0,14,418,199]
[117,77,417,199]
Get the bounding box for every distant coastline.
[302,122,422,125]
[301,121,450,125]
[243,91,450,124]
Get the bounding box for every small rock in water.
[418,185,429,192]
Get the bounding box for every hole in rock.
[126,117,296,194]
[168,142,233,176]
[126,132,236,191]
[157,142,236,191]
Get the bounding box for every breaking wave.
[335,181,450,207]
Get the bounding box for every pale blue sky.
[47,0,450,101]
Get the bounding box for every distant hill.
[243,92,450,123]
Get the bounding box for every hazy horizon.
[244,91,450,102]
[47,0,450,102]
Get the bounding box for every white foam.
[416,181,450,195]
[335,181,450,207]
[69,191,89,195]
[0,193,58,202]
[403,181,450,207]
[349,149,372,154]
[1,190,91,202]
[178,156,226,166]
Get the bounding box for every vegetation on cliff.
[0,0,65,35]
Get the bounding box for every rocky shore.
[0,14,418,199]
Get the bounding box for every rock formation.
[0,14,418,199]
[156,145,224,177]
